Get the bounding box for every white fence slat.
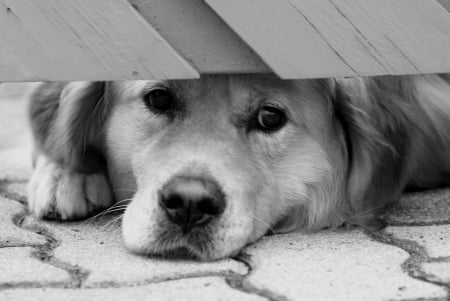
[0,0,199,81]
[206,0,450,79]
[129,0,271,74]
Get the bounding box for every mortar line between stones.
[0,243,40,248]
[367,230,450,300]
[0,271,233,291]
[12,210,90,288]
[0,281,74,292]
[429,257,450,263]
[80,270,245,289]
[227,253,289,301]
[394,297,448,301]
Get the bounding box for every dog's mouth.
[147,247,199,260]
[150,221,219,260]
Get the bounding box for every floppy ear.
[328,77,417,230]
[29,81,109,173]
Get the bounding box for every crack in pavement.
[80,271,245,289]
[368,230,450,301]
[9,210,90,289]
[429,257,450,263]
[396,297,448,301]
[227,253,288,301]
[0,242,39,248]
[0,281,71,291]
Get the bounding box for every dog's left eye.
[144,88,173,113]
[256,106,286,132]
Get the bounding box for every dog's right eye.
[144,88,173,113]
[256,105,286,132]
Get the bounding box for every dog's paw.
[27,155,113,220]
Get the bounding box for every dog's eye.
[257,106,286,132]
[144,88,173,113]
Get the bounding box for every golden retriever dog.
[27,74,450,260]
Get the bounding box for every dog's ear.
[29,81,109,173]
[327,77,416,230]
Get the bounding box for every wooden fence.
[1,0,450,81]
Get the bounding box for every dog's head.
[50,75,422,260]
[104,76,352,260]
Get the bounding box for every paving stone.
[0,277,264,301]
[383,188,450,225]
[0,247,70,285]
[0,196,45,247]
[386,225,450,258]
[422,262,450,283]
[22,215,248,287]
[240,229,446,301]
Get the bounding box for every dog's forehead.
[169,75,309,113]
[171,75,295,96]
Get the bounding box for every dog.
[27,74,450,260]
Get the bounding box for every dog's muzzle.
[158,175,226,234]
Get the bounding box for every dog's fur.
[27,74,450,260]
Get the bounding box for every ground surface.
[0,83,449,301]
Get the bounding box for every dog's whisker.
[82,200,131,225]
[112,198,133,205]
[243,215,278,235]
[102,214,124,230]
[84,206,123,222]
[345,204,388,225]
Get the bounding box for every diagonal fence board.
[0,0,199,81]
[129,0,271,74]
[205,0,357,79]
[438,0,450,12]
[0,0,450,81]
[320,0,450,75]
[205,0,450,79]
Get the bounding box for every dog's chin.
[122,221,253,261]
[125,235,242,261]
[144,243,242,262]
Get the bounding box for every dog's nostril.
[159,176,226,233]
[163,194,184,210]
[197,197,223,215]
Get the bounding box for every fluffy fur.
[27,74,450,260]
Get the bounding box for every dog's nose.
[159,176,226,233]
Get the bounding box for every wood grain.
[206,0,450,79]
[0,0,449,81]
[0,0,199,81]
[438,0,450,12]
[129,0,271,74]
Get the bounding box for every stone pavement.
[0,83,449,301]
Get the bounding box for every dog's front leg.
[27,151,113,220]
